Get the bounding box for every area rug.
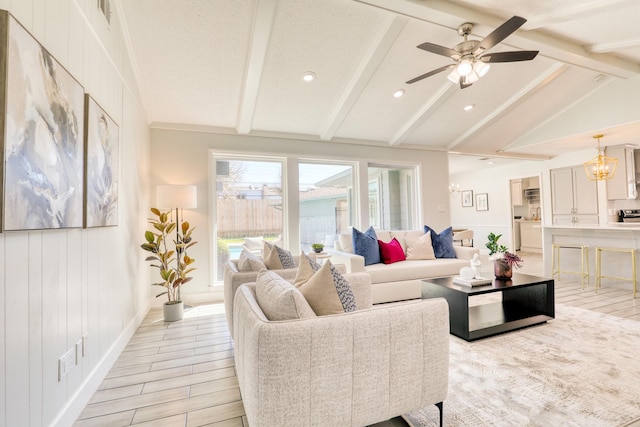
[402,304,640,427]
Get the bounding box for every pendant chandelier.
[583,134,617,181]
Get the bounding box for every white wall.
[449,148,605,253]
[0,1,151,426]
[150,128,452,292]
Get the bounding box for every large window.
[299,162,354,252]
[368,164,416,230]
[215,158,284,279]
[211,156,420,283]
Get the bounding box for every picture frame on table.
[476,193,489,211]
[461,190,473,207]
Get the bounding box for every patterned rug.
[402,304,640,427]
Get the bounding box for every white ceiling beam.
[523,0,636,29]
[448,63,569,151]
[501,77,637,151]
[355,0,640,78]
[320,14,408,141]
[389,81,457,146]
[236,0,279,134]
[589,38,640,53]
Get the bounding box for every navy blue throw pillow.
[424,226,456,258]
[352,226,381,266]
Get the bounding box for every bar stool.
[551,244,589,289]
[595,247,636,298]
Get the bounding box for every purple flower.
[502,252,523,268]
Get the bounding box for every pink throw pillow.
[378,238,406,264]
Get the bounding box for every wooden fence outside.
[217,198,283,238]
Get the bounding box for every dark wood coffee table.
[422,273,555,341]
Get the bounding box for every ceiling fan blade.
[417,41,459,59]
[406,64,454,84]
[481,50,539,63]
[474,16,527,54]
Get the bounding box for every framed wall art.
[476,193,489,211]
[461,190,473,207]
[1,12,85,231]
[84,95,119,227]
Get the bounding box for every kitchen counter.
[519,221,542,252]
[543,224,640,285]
[546,223,640,230]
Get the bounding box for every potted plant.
[311,243,325,253]
[486,232,522,279]
[141,208,197,321]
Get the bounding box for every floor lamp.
[156,185,198,305]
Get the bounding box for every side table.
[314,252,332,265]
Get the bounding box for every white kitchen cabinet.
[511,180,523,206]
[551,165,598,225]
[605,145,638,200]
[519,221,542,252]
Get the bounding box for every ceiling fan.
[406,16,539,89]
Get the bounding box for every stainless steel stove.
[618,209,640,222]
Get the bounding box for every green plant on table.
[486,232,523,267]
[141,208,197,304]
[486,232,508,256]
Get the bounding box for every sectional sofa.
[330,228,480,304]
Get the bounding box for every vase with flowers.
[486,232,523,279]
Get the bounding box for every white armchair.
[233,281,450,427]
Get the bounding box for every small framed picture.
[476,193,488,211]
[461,190,473,207]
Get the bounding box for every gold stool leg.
[595,247,601,293]
[584,246,590,288]
[551,244,558,281]
[580,246,585,289]
[632,249,637,299]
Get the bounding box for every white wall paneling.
[5,233,29,426]
[0,234,4,423]
[1,1,151,426]
[28,232,43,426]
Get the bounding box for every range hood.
[524,188,540,201]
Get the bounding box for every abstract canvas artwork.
[1,13,85,231]
[84,95,119,227]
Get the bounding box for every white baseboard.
[49,299,151,427]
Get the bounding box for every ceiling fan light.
[464,72,479,84]
[447,69,460,83]
[474,61,491,77]
[457,58,473,76]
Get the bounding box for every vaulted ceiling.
[119,0,640,169]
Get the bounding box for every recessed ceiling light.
[393,89,405,98]
[487,160,495,165]
[463,103,475,112]
[302,71,316,82]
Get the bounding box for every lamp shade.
[156,185,198,209]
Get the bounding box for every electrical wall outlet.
[58,348,75,381]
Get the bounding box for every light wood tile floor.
[74,251,639,426]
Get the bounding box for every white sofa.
[331,229,480,304]
[233,279,449,427]
[223,256,346,339]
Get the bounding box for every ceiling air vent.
[98,0,112,25]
